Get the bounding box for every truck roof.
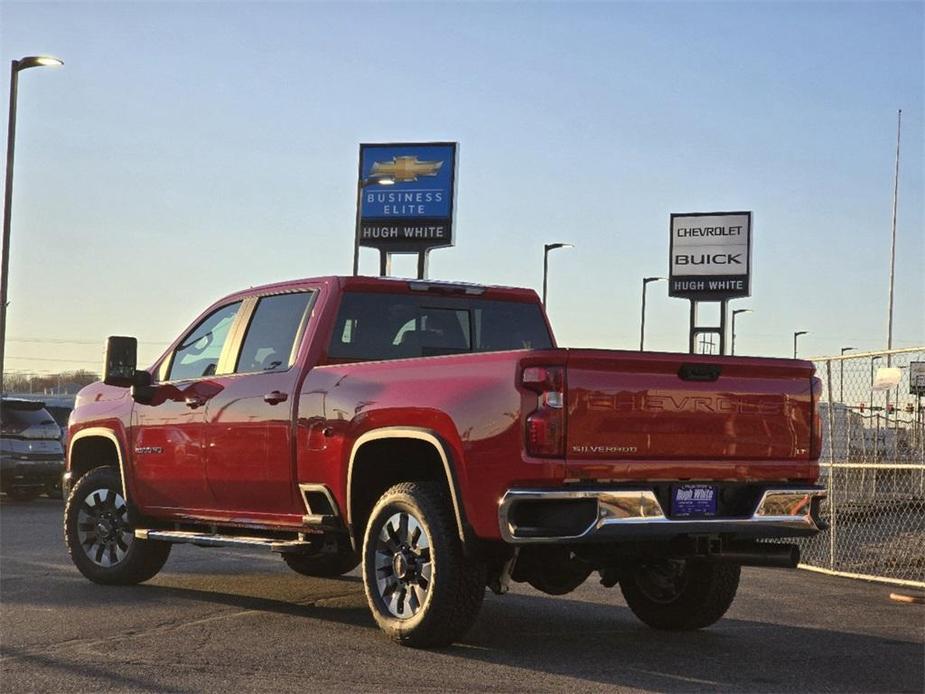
[222,275,541,304]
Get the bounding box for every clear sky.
[2,1,923,376]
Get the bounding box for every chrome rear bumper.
[498,486,826,544]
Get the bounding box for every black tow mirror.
[103,336,141,387]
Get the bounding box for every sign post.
[354,142,458,279]
[669,211,752,355]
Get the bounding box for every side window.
[167,302,242,381]
[235,292,313,374]
[327,292,552,363]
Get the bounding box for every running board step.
[135,529,313,552]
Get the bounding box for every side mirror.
[103,336,140,387]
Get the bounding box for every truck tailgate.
[566,350,817,475]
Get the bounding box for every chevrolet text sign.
[358,142,457,252]
[669,211,752,299]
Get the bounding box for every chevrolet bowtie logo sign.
[371,155,444,182]
[358,142,458,254]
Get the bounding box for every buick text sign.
[358,142,457,252]
[669,211,752,299]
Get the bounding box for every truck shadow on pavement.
[463,591,923,692]
[15,573,917,693]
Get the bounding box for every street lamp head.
[544,242,573,252]
[732,308,752,316]
[643,276,666,284]
[794,331,808,337]
[15,56,63,71]
[841,346,856,354]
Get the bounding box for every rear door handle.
[263,391,288,405]
[184,395,205,409]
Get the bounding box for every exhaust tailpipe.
[714,542,800,568]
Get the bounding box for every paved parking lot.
[1,497,922,693]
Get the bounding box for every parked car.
[1,398,65,501]
[42,404,73,498]
[63,275,825,647]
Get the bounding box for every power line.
[8,336,168,345]
[6,355,100,364]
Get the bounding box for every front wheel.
[361,481,485,648]
[619,559,740,630]
[64,466,171,585]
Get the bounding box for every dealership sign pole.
[669,211,752,355]
[353,142,458,279]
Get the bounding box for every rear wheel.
[619,559,740,630]
[64,466,171,585]
[361,481,485,648]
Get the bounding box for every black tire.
[361,481,485,648]
[620,559,740,631]
[283,547,360,578]
[64,466,171,585]
[7,487,42,501]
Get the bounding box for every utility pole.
[886,109,902,366]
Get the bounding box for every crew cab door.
[202,290,316,518]
[132,300,243,511]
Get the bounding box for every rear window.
[328,292,552,363]
[1,402,55,430]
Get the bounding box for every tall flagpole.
[886,109,902,366]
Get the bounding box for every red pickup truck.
[64,275,825,647]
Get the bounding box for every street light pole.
[639,276,665,351]
[839,346,855,404]
[869,354,882,411]
[542,242,573,306]
[730,308,752,356]
[793,331,808,359]
[1,56,63,398]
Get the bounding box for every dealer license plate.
[671,484,718,518]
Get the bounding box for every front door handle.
[263,391,288,405]
[184,395,205,409]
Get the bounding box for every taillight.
[523,366,565,457]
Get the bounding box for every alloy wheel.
[633,560,690,604]
[373,511,433,619]
[77,488,133,568]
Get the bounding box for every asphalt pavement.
[1,497,922,693]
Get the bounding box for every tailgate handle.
[678,364,722,382]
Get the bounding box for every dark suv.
[1,398,65,501]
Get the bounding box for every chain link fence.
[794,347,925,587]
